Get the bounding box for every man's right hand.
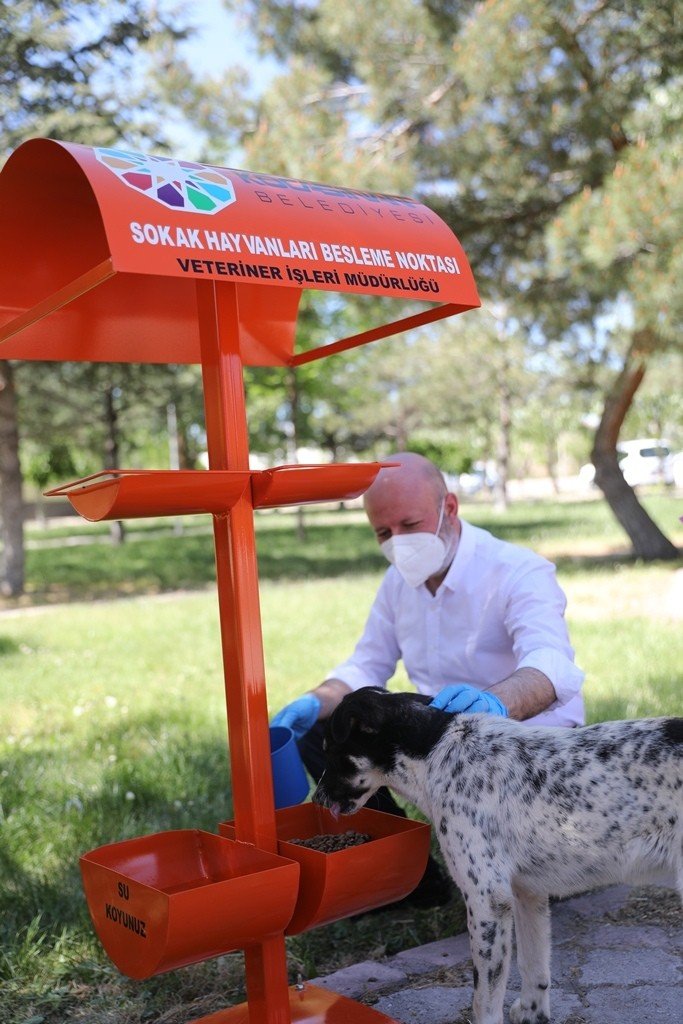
[271,694,321,740]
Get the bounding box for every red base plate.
[190,983,400,1023]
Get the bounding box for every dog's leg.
[509,887,551,1024]
[466,889,514,1024]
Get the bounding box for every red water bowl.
[45,462,396,521]
[250,462,391,508]
[45,470,251,520]
[80,829,299,979]
[220,805,431,935]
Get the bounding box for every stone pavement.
[312,885,682,1023]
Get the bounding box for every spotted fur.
[313,687,683,1024]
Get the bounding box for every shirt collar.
[441,519,476,592]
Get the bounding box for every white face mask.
[380,499,452,588]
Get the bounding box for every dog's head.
[312,687,450,816]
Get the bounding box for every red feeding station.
[0,139,480,1023]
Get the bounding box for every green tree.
[0,0,190,158]
[0,0,191,594]
[221,0,682,556]
[621,352,683,443]
[16,361,206,543]
[547,82,682,556]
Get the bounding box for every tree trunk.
[547,438,560,496]
[493,356,511,512]
[104,385,125,545]
[0,360,25,596]
[592,331,678,561]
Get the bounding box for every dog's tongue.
[328,803,341,820]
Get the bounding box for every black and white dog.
[313,687,683,1024]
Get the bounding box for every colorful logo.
[95,148,236,214]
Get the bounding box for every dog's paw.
[509,997,550,1024]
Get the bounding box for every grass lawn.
[13,491,683,604]
[1,495,681,1023]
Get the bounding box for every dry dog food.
[288,831,372,852]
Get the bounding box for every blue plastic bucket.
[269,726,310,809]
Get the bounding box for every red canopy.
[0,139,479,365]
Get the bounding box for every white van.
[618,439,675,486]
[580,438,677,487]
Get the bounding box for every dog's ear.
[329,702,357,743]
[330,688,389,742]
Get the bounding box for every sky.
[180,0,279,87]
[167,0,280,157]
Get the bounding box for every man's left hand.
[430,684,508,717]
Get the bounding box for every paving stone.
[373,985,473,1024]
[562,886,631,918]
[550,910,588,946]
[505,988,585,1023]
[579,946,681,986]
[390,933,472,974]
[314,885,681,1024]
[584,922,673,949]
[583,985,683,1024]
[311,960,407,999]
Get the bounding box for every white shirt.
[327,519,585,727]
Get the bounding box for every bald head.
[364,452,447,513]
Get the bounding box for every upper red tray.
[45,469,251,521]
[45,463,393,520]
[250,462,389,508]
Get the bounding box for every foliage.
[16,362,207,474]
[548,80,683,335]
[621,352,683,441]
[543,81,683,558]
[229,0,682,269]
[0,0,197,452]
[211,0,683,550]
[23,441,79,492]
[0,0,199,592]
[0,0,190,158]
[2,0,683,595]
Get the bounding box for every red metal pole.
[197,279,291,1023]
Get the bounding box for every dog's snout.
[312,779,343,819]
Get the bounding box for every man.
[272,452,585,906]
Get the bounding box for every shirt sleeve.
[503,559,585,707]
[325,572,402,692]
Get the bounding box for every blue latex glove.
[271,694,321,740]
[430,684,508,717]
